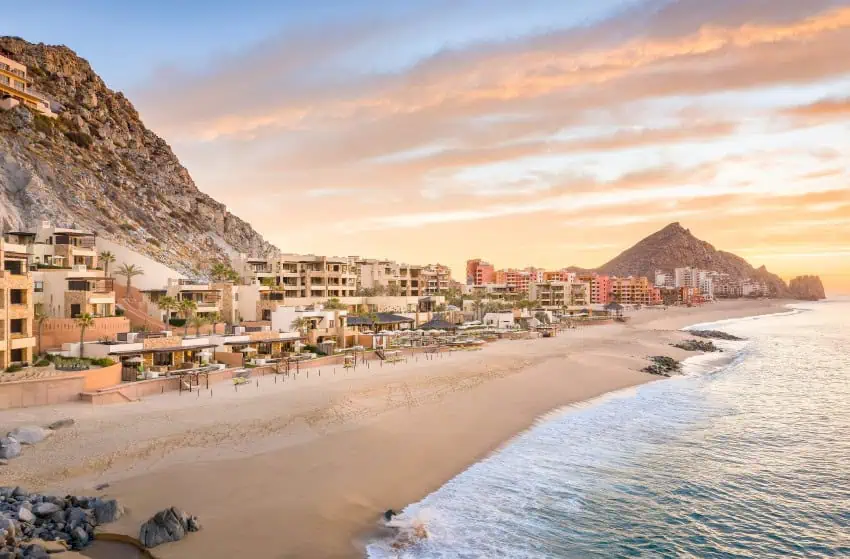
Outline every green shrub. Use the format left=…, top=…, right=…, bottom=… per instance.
left=148, top=238, right=161, bottom=248
left=4, top=364, right=23, bottom=373
left=33, top=359, right=51, bottom=367
left=115, top=307, right=125, bottom=317
left=90, top=357, right=115, bottom=367
left=33, top=113, right=54, bottom=135
left=119, top=223, right=135, bottom=232
left=169, top=318, right=186, bottom=327
left=65, top=131, right=93, bottom=149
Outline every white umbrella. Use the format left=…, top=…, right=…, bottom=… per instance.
left=240, top=347, right=258, bottom=353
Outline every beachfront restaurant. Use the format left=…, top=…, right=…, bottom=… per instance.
left=346, top=313, right=414, bottom=333
left=213, top=331, right=301, bottom=366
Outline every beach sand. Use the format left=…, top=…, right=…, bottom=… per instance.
left=0, top=300, right=790, bottom=558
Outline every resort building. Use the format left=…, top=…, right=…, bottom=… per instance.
left=483, top=311, right=515, bottom=329
left=466, top=259, right=495, bottom=286
left=421, top=263, right=452, bottom=295
left=463, top=283, right=512, bottom=300
left=494, top=268, right=542, bottom=294
left=654, top=270, right=674, bottom=288
left=231, top=254, right=275, bottom=284
left=33, top=267, right=115, bottom=318
left=0, top=54, right=56, bottom=118
left=274, top=254, right=357, bottom=299
left=355, top=258, right=423, bottom=296
left=528, top=281, right=590, bottom=308
left=0, top=237, right=36, bottom=368
left=270, top=306, right=351, bottom=348
left=610, top=276, right=661, bottom=306
left=577, top=273, right=612, bottom=305
left=163, top=279, right=226, bottom=320
left=29, top=221, right=98, bottom=270
left=542, top=270, right=577, bottom=283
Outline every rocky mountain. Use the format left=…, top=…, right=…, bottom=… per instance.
left=0, top=37, right=278, bottom=277
left=788, top=276, right=826, bottom=300
left=596, top=222, right=794, bottom=297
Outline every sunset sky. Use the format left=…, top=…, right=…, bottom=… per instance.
left=5, top=0, right=849, bottom=293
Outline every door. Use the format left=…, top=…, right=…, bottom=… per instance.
left=71, top=304, right=81, bottom=317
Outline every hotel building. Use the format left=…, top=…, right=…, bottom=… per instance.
left=355, top=258, right=423, bottom=296
left=0, top=54, right=56, bottom=117
left=466, top=259, right=495, bottom=286
left=610, top=276, right=661, bottom=306
left=0, top=237, right=36, bottom=368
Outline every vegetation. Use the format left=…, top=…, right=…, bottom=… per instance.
left=99, top=251, right=116, bottom=277
left=188, top=314, right=208, bottom=336
left=178, top=299, right=198, bottom=335
left=33, top=359, right=51, bottom=368
left=260, top=277, right=276, bottom=287
left=76, top=313, right=95, bottom=358
left=115, top=263, right=144, bottom=295
left=65, top=131, right=93, bottom=149
left=168, top=317, right=186, bottom=327
left=290, top=317, right=312, bottom=336
left=33, top=113, right=54, bottom=135
left=210, top=263, right=239, bottom=282
left=534, top=311, right=551, bottom=325
left=323, top=298, right=347, bottom=310
left=4, top=364, right=23, bottom=373
left=34, top=307, right=48, bottom=358
left=207, top=311, right=223, bottom=334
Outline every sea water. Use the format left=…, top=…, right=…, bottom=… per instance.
left=366, top=301, right=850, bottom=558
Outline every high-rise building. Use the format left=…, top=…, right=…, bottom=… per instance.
left=466, top=259, right=495, bottom=286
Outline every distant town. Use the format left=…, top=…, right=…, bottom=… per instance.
left=1, top=219, right=771, bottom=377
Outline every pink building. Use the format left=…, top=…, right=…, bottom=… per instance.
left=578, top=273, right=612, bottom=304
left=466, top=259, right=495, bottom=286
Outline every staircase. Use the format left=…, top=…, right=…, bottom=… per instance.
left=114, top=283, right=167, bottom=331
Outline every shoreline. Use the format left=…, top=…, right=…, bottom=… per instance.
left=0, top=300, right=792, bottom=558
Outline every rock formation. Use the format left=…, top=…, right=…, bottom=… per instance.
left=0, top=37, right=278, bottom=277
left=788, top=275, right=827, bottom=300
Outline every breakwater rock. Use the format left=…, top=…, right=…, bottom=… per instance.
left=688, top=330, right=744, bottom=341
left=672, top=339, right=721, bottom=352
left=643, top=356, right=682, bottom=377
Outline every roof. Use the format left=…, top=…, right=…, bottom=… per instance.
left=346, top=313, right=414, bottom=326
left=109, top=343, right=217, bottom=355
left=420, top=318, right=457, bottom=330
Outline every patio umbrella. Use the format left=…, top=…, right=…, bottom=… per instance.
left=125, top=356, right=143, bottom=364
left=240, top=347, right=258, bottom=353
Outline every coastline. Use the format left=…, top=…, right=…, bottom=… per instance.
left=0, top=300, right=791, bottom=558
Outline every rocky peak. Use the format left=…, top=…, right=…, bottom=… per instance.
left=0, top=36, right=279, bottom=277
left=788, top=276, right=826, bottom=300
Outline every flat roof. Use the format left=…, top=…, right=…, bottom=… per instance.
left=110, top=343, right=217, bottom=355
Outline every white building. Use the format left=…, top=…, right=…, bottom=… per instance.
left=483, top=311, right=515, bottom=329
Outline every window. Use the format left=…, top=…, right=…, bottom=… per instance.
left=10, top=290, right=25, bottom=305
left=328, top=320, right=335, bottom=328
left=153, top=352, right=173, bottom=367
left=34, top=281, right=44, bottom=293
left=10, top=319, right=24, bottom=335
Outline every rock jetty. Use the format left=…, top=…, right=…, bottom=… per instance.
left=688, top=330, right=744, bottom=341
left=672, top=339, right=721, bottom=352
left=0, top=488, right=123, bottom=555
left=643, top=356, right=682, bottom=377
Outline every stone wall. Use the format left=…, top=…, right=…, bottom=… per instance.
left=39, top=316, right=130, bottom=351
left=0, top=374, right=85, bottom=409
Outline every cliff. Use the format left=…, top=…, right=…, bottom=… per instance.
left=788, top=275, right=827, bottom=300
left=595, top=223, right=791, bottom=297
left=0, top=37, right=278, bottom=277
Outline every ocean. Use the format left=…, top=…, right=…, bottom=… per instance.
left=366, top=301, right=850, bottom=558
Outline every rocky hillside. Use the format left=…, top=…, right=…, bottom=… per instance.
left=788, top=276, right=826, bottom=300
left=596, top=223, right=793, bottom=297
left=0, top=37, right=278, bottom=277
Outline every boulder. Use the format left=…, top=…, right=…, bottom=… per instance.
left=7, top=426, right=51, bottom=446
left=18, top=506, right=35, bottom=523
left=0, top=438, right=21, bottom=460
left=93, top=499, right=123, bottom=524
left=32, top=503, right=61, bottom=517
left=71, top=526, right=89, bottom=547
left=139, top=507, right=199, bottom=548
left=65, top=507, right=91, bottom=530
left=46, top=419, right=75, bottom=431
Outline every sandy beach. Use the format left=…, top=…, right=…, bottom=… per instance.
left=0, top=300, right=790, bottom=558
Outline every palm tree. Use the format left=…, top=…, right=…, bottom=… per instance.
left=157, top=295, right=178, bottom=324
left=323, top=298, right=346, bottom=310
left=99, top=251, right=116, bottom=277
left=115, top=263, right=144, bottom=297
left=178, top=299, right=197, bottom=335
left=76, top=313, right=95, bottom=358
left=290, top=317, right=312, bottom=337
left=210, top=263, right=239, bottom=283
left=208, top=311, right=223, bottom=335
left=189, top=314, right=208, bottom=336
left=34, top=307, right=48, bottom=358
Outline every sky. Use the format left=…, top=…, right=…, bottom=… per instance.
left=4, top=0, right=850, bottom=293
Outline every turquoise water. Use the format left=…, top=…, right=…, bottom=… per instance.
left=366, top=301, right=850, bottom=558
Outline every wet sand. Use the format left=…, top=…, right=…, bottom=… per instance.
left=0, top=300, right=790, bottom=558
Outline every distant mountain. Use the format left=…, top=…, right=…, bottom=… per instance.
left=0, top=37, right=278, bottom=277
left=595, top=222, right=793, bottom=297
